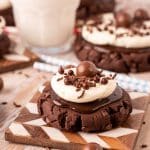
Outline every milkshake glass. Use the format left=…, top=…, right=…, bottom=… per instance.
left=10, top=0, right=80, bottom=54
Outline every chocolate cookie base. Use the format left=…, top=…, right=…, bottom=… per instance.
left=38, top=84, right=132, bottom=132
left=74, top=36, right=150, bottom=73
left=77, top=0, right=115, bottom=20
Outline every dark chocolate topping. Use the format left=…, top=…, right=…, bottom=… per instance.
left=52, top=86, right=123, bottom=114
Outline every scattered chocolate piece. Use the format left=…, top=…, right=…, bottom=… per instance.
left=142, top=121, right=146, bottom=124
left=78, top=90, right=85, bottom=99
left=115, top=10, right=131, bottom=27
left=83, top=143, right=103, bottom=150
left=58, top=66, right=64, bottom=74
left=0, top=101, right=7, bottom=105
left=13, top=102, right=21, bottom=108
left=24, top=73, right=30, bottom=78
left=0, top=77, right=4, bottom=90
left=134, top=9, right=149, bottom=21
left=141, top=144, right=148, bottom=148
left=76, top=61, right=97, bottom=77
left=16, top=71, right=23, bottom=75
left=16, top=71, right=30, bottom=78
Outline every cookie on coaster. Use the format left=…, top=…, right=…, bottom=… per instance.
left=38, top=61, right=132, bottom=132
left=74, top=9, right=150, bottom=73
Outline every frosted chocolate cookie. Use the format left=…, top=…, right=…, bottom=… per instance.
left=38, top=61, right=132, bottom=132
left=74, top=9, right=150, bottom=73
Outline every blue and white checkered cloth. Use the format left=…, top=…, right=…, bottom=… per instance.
left=33, top=55, right=150, bottom=93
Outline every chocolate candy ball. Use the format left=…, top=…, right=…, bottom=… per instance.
left=83, top=143, right=103, bottom=150
left=0, top=77, right=4, bottom=91
left=115, top=10, right=131, bottom=27
left=77, top=61, right=97, bottom=77
left=134, top=9, right=149, bottom=21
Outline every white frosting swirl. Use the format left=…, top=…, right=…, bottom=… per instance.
left=51, top=68, right=117, bottom=103
left=82, top=13, right=150, bottom=48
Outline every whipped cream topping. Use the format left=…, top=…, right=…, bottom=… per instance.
left=51, top=68, right=117, bottom=103
left=82, top=13, right=150, bottom=48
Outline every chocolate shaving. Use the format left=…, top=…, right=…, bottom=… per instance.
left=78, top=90, right=85, bottom=99
left=57, top=77, right=63, bottom=82
left=112, top=73, right=117, bottom=79
left=13, top=102, right=21, bottom=108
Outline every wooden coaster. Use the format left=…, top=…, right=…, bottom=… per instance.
left=5, top=83, right=149, bottom=150
left=0, top=49, right=39, bottom=73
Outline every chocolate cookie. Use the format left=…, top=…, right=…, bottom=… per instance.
left=38, top=84, right=132, bottom=132
left=0, top=33, right=10, bottom=58
left=74, top=36, right=150, bottom=73
left=0, top=7, right=15, bottom=26
left=77, top=0, right=115, bottom=20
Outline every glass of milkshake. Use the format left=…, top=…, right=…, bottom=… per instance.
left=10, top=0, right=80, bottom=54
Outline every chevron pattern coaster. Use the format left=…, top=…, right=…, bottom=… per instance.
left=5, top=83, right=149, bottom=150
